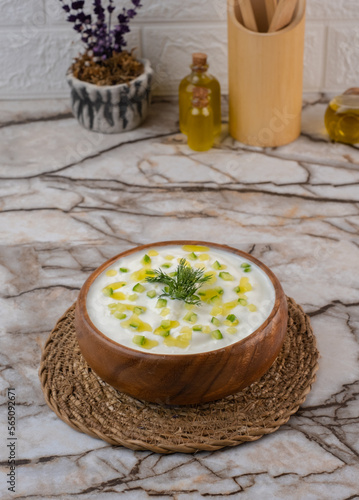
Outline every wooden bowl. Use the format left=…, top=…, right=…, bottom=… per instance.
left=75, top=241, right=288, bottom=405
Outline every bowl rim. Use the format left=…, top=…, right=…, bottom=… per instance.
left=77, top=240, right=285, bottom=359
left=66, top=58, right=153, bottom=91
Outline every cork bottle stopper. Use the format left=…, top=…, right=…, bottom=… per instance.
left=192, top=87, right=209, bottom=108
left=343, top=88, right=359, bottom=96
left=192, top=53, right=207, bottom=67
left=192, top=53, right=208, bottom=71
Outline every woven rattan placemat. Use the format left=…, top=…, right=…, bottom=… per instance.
left=39, top=297, right=319, bottom=454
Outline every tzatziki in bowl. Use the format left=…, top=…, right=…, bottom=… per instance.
left=75, top=241, right=288, bottom=405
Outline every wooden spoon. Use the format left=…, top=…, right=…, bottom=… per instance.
left=264, top=0, right=277, bottom=26
left=251, top=0, right=271, bottom=33
left=237, top=0, right=258, bottom=32
left=268, top=0, right=297, bottom=33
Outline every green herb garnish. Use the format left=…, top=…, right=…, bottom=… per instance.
left=146, top=258, right=212, bottom=305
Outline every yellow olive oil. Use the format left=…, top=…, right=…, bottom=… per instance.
left=179, top=52, right=221, bottom=136
left=187, top=87, right=214, bottom=152
left=325, top=94, right=359, bottom=145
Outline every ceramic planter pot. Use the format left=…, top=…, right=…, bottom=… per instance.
left=74, top=241, right=288, bottom=405
left=66, top=59, right=153, bottom=133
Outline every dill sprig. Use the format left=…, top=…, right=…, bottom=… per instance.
left=146, top=258, right=212, bottom=305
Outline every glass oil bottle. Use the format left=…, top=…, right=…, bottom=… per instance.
left=187, top=87, right=214, bottom=152
left=179, top=53, right=221, bottom=136
left=325, top=88, right=359, bottom=145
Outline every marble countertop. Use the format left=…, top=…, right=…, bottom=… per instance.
left=1, top=95, right=359, bottom=499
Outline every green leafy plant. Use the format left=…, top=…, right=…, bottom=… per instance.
left=146, top=258, right=212, bottom=305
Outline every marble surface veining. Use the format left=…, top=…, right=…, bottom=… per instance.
left=0, top=94, right=359, bottom=499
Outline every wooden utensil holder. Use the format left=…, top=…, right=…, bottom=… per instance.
left=227, top=0, right=306, bottom=147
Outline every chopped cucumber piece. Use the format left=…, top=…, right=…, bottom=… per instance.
left=219, top=272, right=234, bottom=281
left=238, top=298, right=248, bottom=306
left=241, top=263, right=251, bottom=269
left=188, top=252, right=198, bottom=260
left=248, top=304, right=257, bottom=312
left=211, top=305, right=222, bottom=316
left=133, top=307, right=145, bottom=315
left=133, top=283, right=145, bottom=293
left=129, top=322, right=139, bottom=329
left=133, top=335, right=146, bottom=346
left=211, top=329, right=223, bottom=340
left=145, top=269, right=156, bottom=276
left=161, top=320, right=171, bottom=329
left=114, top=312, right=127, bottom=320
left=192, top=325, right=202, bottom=332
left=146, top=290, right=156, bottom=299
left=244, top=267, right=251, bottom=273
left=119, top=267, right=128, bottom=273
left=234, top=286, right=241, bottom=293
left=239, top=277, right=252, bottom=292
left=212, top=260, right=226, bottom=270
left=160, top=330, right=170, bottom=337
left=102, top=287, right=113, bottom=297
left=211, top=317, right=221, bottom=327
left=128, top=293, right=138, bottom=301
left=210, top=295, right=220, bottom=304
left=226, top=314, right=237, bottom=323
left=156, top=298, right=167, bottom=308
left=142, top=254, right=151, bottom=264
left=227, top=327, right=237, bottom=335
left=161, top=263, right=172, bottom=269
left=183, top=312, right=198, bottom=324
left=148, top=249, right=159, bottom=256
left=215, top=287, right=224, bottom=295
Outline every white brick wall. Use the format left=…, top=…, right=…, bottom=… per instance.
left=1, top=0, right=358, bottom=99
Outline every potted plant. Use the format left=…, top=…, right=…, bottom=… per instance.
left=60, top=0, right=153, bottom=133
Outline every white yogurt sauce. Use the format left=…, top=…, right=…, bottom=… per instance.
left=86, top=245, right=276, bottom=354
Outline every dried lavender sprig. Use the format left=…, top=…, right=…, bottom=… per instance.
left=59, top=0, right=142, bottom=59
